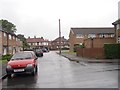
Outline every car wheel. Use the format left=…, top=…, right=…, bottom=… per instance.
left=35, top=66, right=38, bottom=73
left=7, top=74, right=11, bottom=78
left=32, top=67, right=36, bottom=76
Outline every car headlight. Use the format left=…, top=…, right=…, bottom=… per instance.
left=27, top=64, right=33, bottom=67
left=7, top=65, right=11, bottom=68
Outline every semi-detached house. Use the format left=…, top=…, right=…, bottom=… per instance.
left=69, top=27, right=115, bottom=52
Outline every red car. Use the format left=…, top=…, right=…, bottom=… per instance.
left=6, top=51, right=38, bottom=78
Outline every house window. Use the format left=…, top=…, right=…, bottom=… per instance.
left=76, top=34, right=84, bottom=38
left=4, top=33, right=6, bottom=37
left=35, top=43, right=37, bottom=45
left=39, top=42, right=42, bottom=45
left=13, top=36, right=15, bottom=39
left=46, top=42, right=48, bottom=45
left=9, top=46, right=12, bottom=51
left=99, top=34, right=107, bottom=38
left=104, top=34, right=108, bottom=38
left=110, top=34, right=115, bottom=37
left=16, top=38, right=17, bottom=41
left=9, top=35, right=12, bottom=39
left=88, top=34, right=96, bottom=38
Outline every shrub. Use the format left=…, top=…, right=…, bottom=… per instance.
left=2, top=54, right=12, bottom=60
left=104, top=44, right=120, bottom=59
left=74, top=44, right=84, bottom=52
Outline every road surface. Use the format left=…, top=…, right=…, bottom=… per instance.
left=2, top=51, right=118, bottom=88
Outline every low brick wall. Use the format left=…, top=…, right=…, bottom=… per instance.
left=76, top=48, right=104, bottom=59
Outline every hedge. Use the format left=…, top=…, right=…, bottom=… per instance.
left=104, top=44, right=120, bottom=59
left=2, top=54, right=13, bottom=60
left=74, top=44, right=84, bottom=52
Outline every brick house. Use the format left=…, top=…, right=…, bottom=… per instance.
left=50, top=36, right=69, bottom=50
left=0, top=26, right=22, bottom=55
left=69, top=27, right=115, bottom=52
left=26, top=36, right=50, bottom=49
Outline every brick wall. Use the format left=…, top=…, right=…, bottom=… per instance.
left=84, top=38, right=116, bottom=48
left=76, top=48, right=104, bottom=59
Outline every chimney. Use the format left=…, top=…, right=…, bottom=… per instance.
left=34, top=36, right=36, bottom=38
left=41, top=37, right=43, bottom=39
left=28, top=36, right=30, bottom=39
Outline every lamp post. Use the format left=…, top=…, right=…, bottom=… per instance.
left=59, top=19, right=61, bottom=54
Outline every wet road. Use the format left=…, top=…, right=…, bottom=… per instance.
left=2, top=51, right=118, bottom=88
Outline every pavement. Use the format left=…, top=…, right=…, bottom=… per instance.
left=0, top=62, right=7, bottom=80
left=58, top=52, right=119, bottom=63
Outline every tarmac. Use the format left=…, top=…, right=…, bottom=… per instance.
left=0, top=52, right=119, bottom=80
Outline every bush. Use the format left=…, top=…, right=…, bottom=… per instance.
left=2, top=54, right=13, bottom=60
left=104, top=44, right=120, bottom=59
left=74, top=44, right=84, bottom=52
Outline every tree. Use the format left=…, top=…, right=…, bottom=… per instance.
left=0, top=19, right=16, bottom=33
left=17, top=34, right=30, bottom=50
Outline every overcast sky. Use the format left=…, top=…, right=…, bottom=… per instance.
left=0, top=0, right=119, bottom=40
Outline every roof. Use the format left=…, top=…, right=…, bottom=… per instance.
left=71, top=27, right=115, bottom=35
left=26, top=38, right=49, bottom=43
left=52, top=36, right=68, bottom=42
left=112, top=19, right=120, bottom=25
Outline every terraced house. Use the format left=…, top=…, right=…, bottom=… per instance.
left=69, top=27, right=115, bottom=52
left=26, top=36, right=50, bottom=49
left=0, top=25, right=22, bottom=55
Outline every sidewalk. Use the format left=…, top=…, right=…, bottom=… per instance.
left=0, top=62, right=7, bottom=80
left=59, top=52, right=119, bottom=63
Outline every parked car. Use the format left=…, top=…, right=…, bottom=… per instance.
left=6, top=51, right=38, bottom=78
left=34, top=49, right=43, bottom=57
left=41, top=48, right=48, bottom=52
left=44, top=47, right=50, bottom=52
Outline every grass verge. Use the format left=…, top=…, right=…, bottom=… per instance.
left=0, top=60, right=7, bottom=64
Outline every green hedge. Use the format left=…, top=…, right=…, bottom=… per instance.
left=104, top=44, right=120, bottom=59
left=74, top=44, right=84, bottom=52
left=2, top=54, right=13, bottom=60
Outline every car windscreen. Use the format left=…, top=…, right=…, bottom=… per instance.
left=35, top=49, right=42, bottom=52
left=11, top=52, right=33, bottom=60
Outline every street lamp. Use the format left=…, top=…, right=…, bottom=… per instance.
left=59, top=19, right=61, bottom=54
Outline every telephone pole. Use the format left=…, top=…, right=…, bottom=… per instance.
left=59, top=19, right=61, bottom=54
